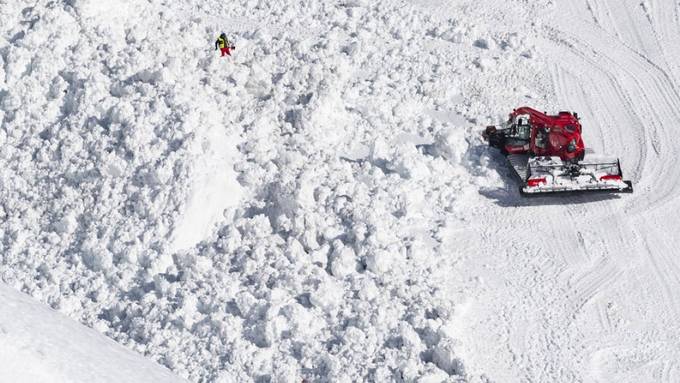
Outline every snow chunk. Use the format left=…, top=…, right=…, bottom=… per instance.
left=434, top=126, right=468, bottom=164
left=330, top=242, right=357, bottom=278
left=366, top=249, right=391, bottom=274
left=179, top=295, right=200, bottom=328
left=433, top=338, right=466, bottom=377
left=53, top=211, right=78, bottom=235
left=417, top=369, right=450, bottom=383
left=310, top=279, right=344, bottom=313
left=357, top=278, right=379, bottom=301
left=171, top=130, right=243, bottom=251
left=81, top=238, right=113, bottom=272
left=0, top=90, right=21, bottom=112
left=371, top=139, right=431, bottom=180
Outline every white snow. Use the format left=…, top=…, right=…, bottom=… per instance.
left=0, top=283, right=185, bottom=383
left=2, top=0, right=680, bottom=382
left=170, top=127, right=242, bottom=252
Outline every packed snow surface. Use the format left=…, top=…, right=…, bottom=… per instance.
left=0, top=283, right=185, bottom=383
left=1, top=0, right=680, bottom=382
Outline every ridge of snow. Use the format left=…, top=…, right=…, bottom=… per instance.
left=0, top=283, right=186, bottom=383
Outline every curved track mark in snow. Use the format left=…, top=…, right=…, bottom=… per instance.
left=456, top=2, right=680, bottom=383
left=535, top=1, right=680, bottom=382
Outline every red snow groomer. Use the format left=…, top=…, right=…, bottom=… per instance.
left=483, top=107, right=633, bottom=195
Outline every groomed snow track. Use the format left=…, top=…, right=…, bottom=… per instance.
left=458, top=1, right=680, bottom=382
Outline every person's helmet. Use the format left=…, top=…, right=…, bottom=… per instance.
left=220, top=32, right=226, bottom=38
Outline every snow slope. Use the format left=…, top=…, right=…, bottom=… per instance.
left=1, top=0, right=679, bottom=382
left=0, top=283, right=186, bottom=383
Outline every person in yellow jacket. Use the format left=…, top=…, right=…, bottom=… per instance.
left=215, top=33, right=233, bottom=57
